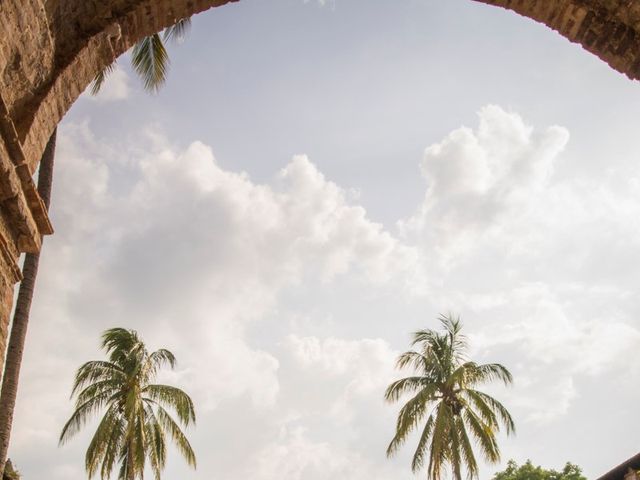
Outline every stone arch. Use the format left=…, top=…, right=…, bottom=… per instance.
left=0, top=0, right=638, bottom=367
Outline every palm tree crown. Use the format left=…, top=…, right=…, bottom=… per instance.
left=60, top=328, right=196, bottom=480
left=385, top=314, right=515, bottom=480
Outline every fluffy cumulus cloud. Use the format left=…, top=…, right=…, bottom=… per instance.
left=240, top=335, right=404, bottom=480
left=11, top=105, right=640, bottom=479
left=282, top=335, right=397, bottom=421
left=52, top=121, right=417, bottom=400
left=245, top=425, right=391, bottom=480
left=397, top=107, right=640, bottom=471
left=400, top=104, right=570, bottom=261
left=11, top=120, right=418, bottom=479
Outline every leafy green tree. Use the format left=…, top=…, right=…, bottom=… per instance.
left=59, top=328, right=196, bottom=480
left=385, top=314, right=515, bottom=479
left=0, top=16, right=191, bottom=476
left=492, top=459, right=587, bottom=480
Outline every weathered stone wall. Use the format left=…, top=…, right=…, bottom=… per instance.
left=0, top=0, right=639, bottom=377
left=0, top=0, right=237, bottom=376
left=479, top=1, right=640, bottom=81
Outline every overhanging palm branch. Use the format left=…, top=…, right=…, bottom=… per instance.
left=60, top=328, right=196, bottom=480
left=162, top=18, right=192, bottom=43
left=90, top=62, right=117, bottom=95
left=90, top=17, right=192, bottom=94
left=385, top=314, right=515, bottom=480
left=130, top=33, right=169, bottom=93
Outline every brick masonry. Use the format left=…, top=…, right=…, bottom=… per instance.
left=0, top=0, right=638, bottom=376
left=477, top=1, right=640, bottom=80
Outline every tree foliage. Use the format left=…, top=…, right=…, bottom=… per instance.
left=385, top=314, right=515, bottom=479
left=492, top=459, right=587, bottom=480
left=59, top=328, right=196, bottom=480
left=2, top=459, right=20, bottom=480
left=91, top=17, right=191, bottom=94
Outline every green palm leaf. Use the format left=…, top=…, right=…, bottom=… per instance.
left=386, top=314, right=515, bottom=480
left=131, top=34, right=169, bottom=93
left=163, top=17, right=192, bottom=43
left=90, top=61, right=117, bottom=95
left=59, top=328, right=196, bottom=479
left=153, top=404, right=196, bottom=467
left=144, top=384, right=195, bottom=425
left=91, top=16, right=191, bottom=95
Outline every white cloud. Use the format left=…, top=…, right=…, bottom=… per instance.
left=398, top=105, right=640, bottom=427
left=11, top=121, right=420, bottom=479
left=87, top=130, right=417, bottom=412
left=248, top=425, right=345, bottom=480
left=285, top=335, right=395, bottom=379
left=245, top=425, right=399, bottom=480
left=517, top=376, right=578, bottom=424
left=284, top=335, right=398, bottom=423
left=400, top=105, right=569, bottom=263
left=13, top=104, right=640, bottom=480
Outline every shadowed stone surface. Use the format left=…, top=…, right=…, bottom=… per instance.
left=0, top=0, right=638, bottom=375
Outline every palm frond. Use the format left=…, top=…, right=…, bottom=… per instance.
left=90, top=61, right=117, bottom=95
left=163, top=17, right=192, bottom=43
left=84, top=403, right=123, bottom=479
left=60, top=391, right=118, bottom=444
left=144, top=384, right=195, bottom=426
left=117, top=450, right=130, bottom=480
left=100, top=415, right=126, bottom=480
left=61, top=327, right=196, bottom=480
left=449, top=416, right=463, bottom=480
left=132, top=414, right=147, bottom=477
left=385, top=315, right=515, bottom=479
left=154, top=405, right=196, bottom=467
left=395, top=351, right=433, bottom=374
left=131, top=34, right=169, bottom=93
left=462, top=408, right=500, bottom=463
left=71, top=361, right=125, bottom=396
left=144, top=349, right=177, bottom=379
left=407, top=412, right=435, bottom=472
left=427, top=402, right=452, bottom=478
left=468, top=363, right=513, bottom=386
left=411, top=329, right=440, bottom=350
left=464, top=389, right=515, bottom=435
left=101, top=328, right=141, bottom=365
left=460, top=391, right=498, bottom=429
left=384, top=376, right=428, bottom=403
left=387, top=385, right=438, bottom=457
left=75, top=379, right=122, bottom=406
left=143, top=404, right=167, bottom=480
left=438, top=313, right=467, bottom=363
left=455, top=415, right=478, bottom=480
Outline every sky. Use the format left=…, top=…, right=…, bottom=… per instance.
left=8, top=0, right=640, bottom=479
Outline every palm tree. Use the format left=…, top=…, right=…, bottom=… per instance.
left=385, top=314, right=515, bottom=480
left=59, top=328, right=196, bottom=480
left=0, top=18, right=192, bottom=477
left=92, top=17, right=191, bottom=94
left=0, top=20, right=190, bottom=469
left=0, top=129, right=56, bottom=477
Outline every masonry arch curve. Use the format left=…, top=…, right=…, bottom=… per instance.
left=0, top=0, right=638, bottom=369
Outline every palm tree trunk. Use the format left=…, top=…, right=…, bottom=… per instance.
left=127, top=438, right=136, bottom=480
left=0, top=129, right=56, bottom=475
